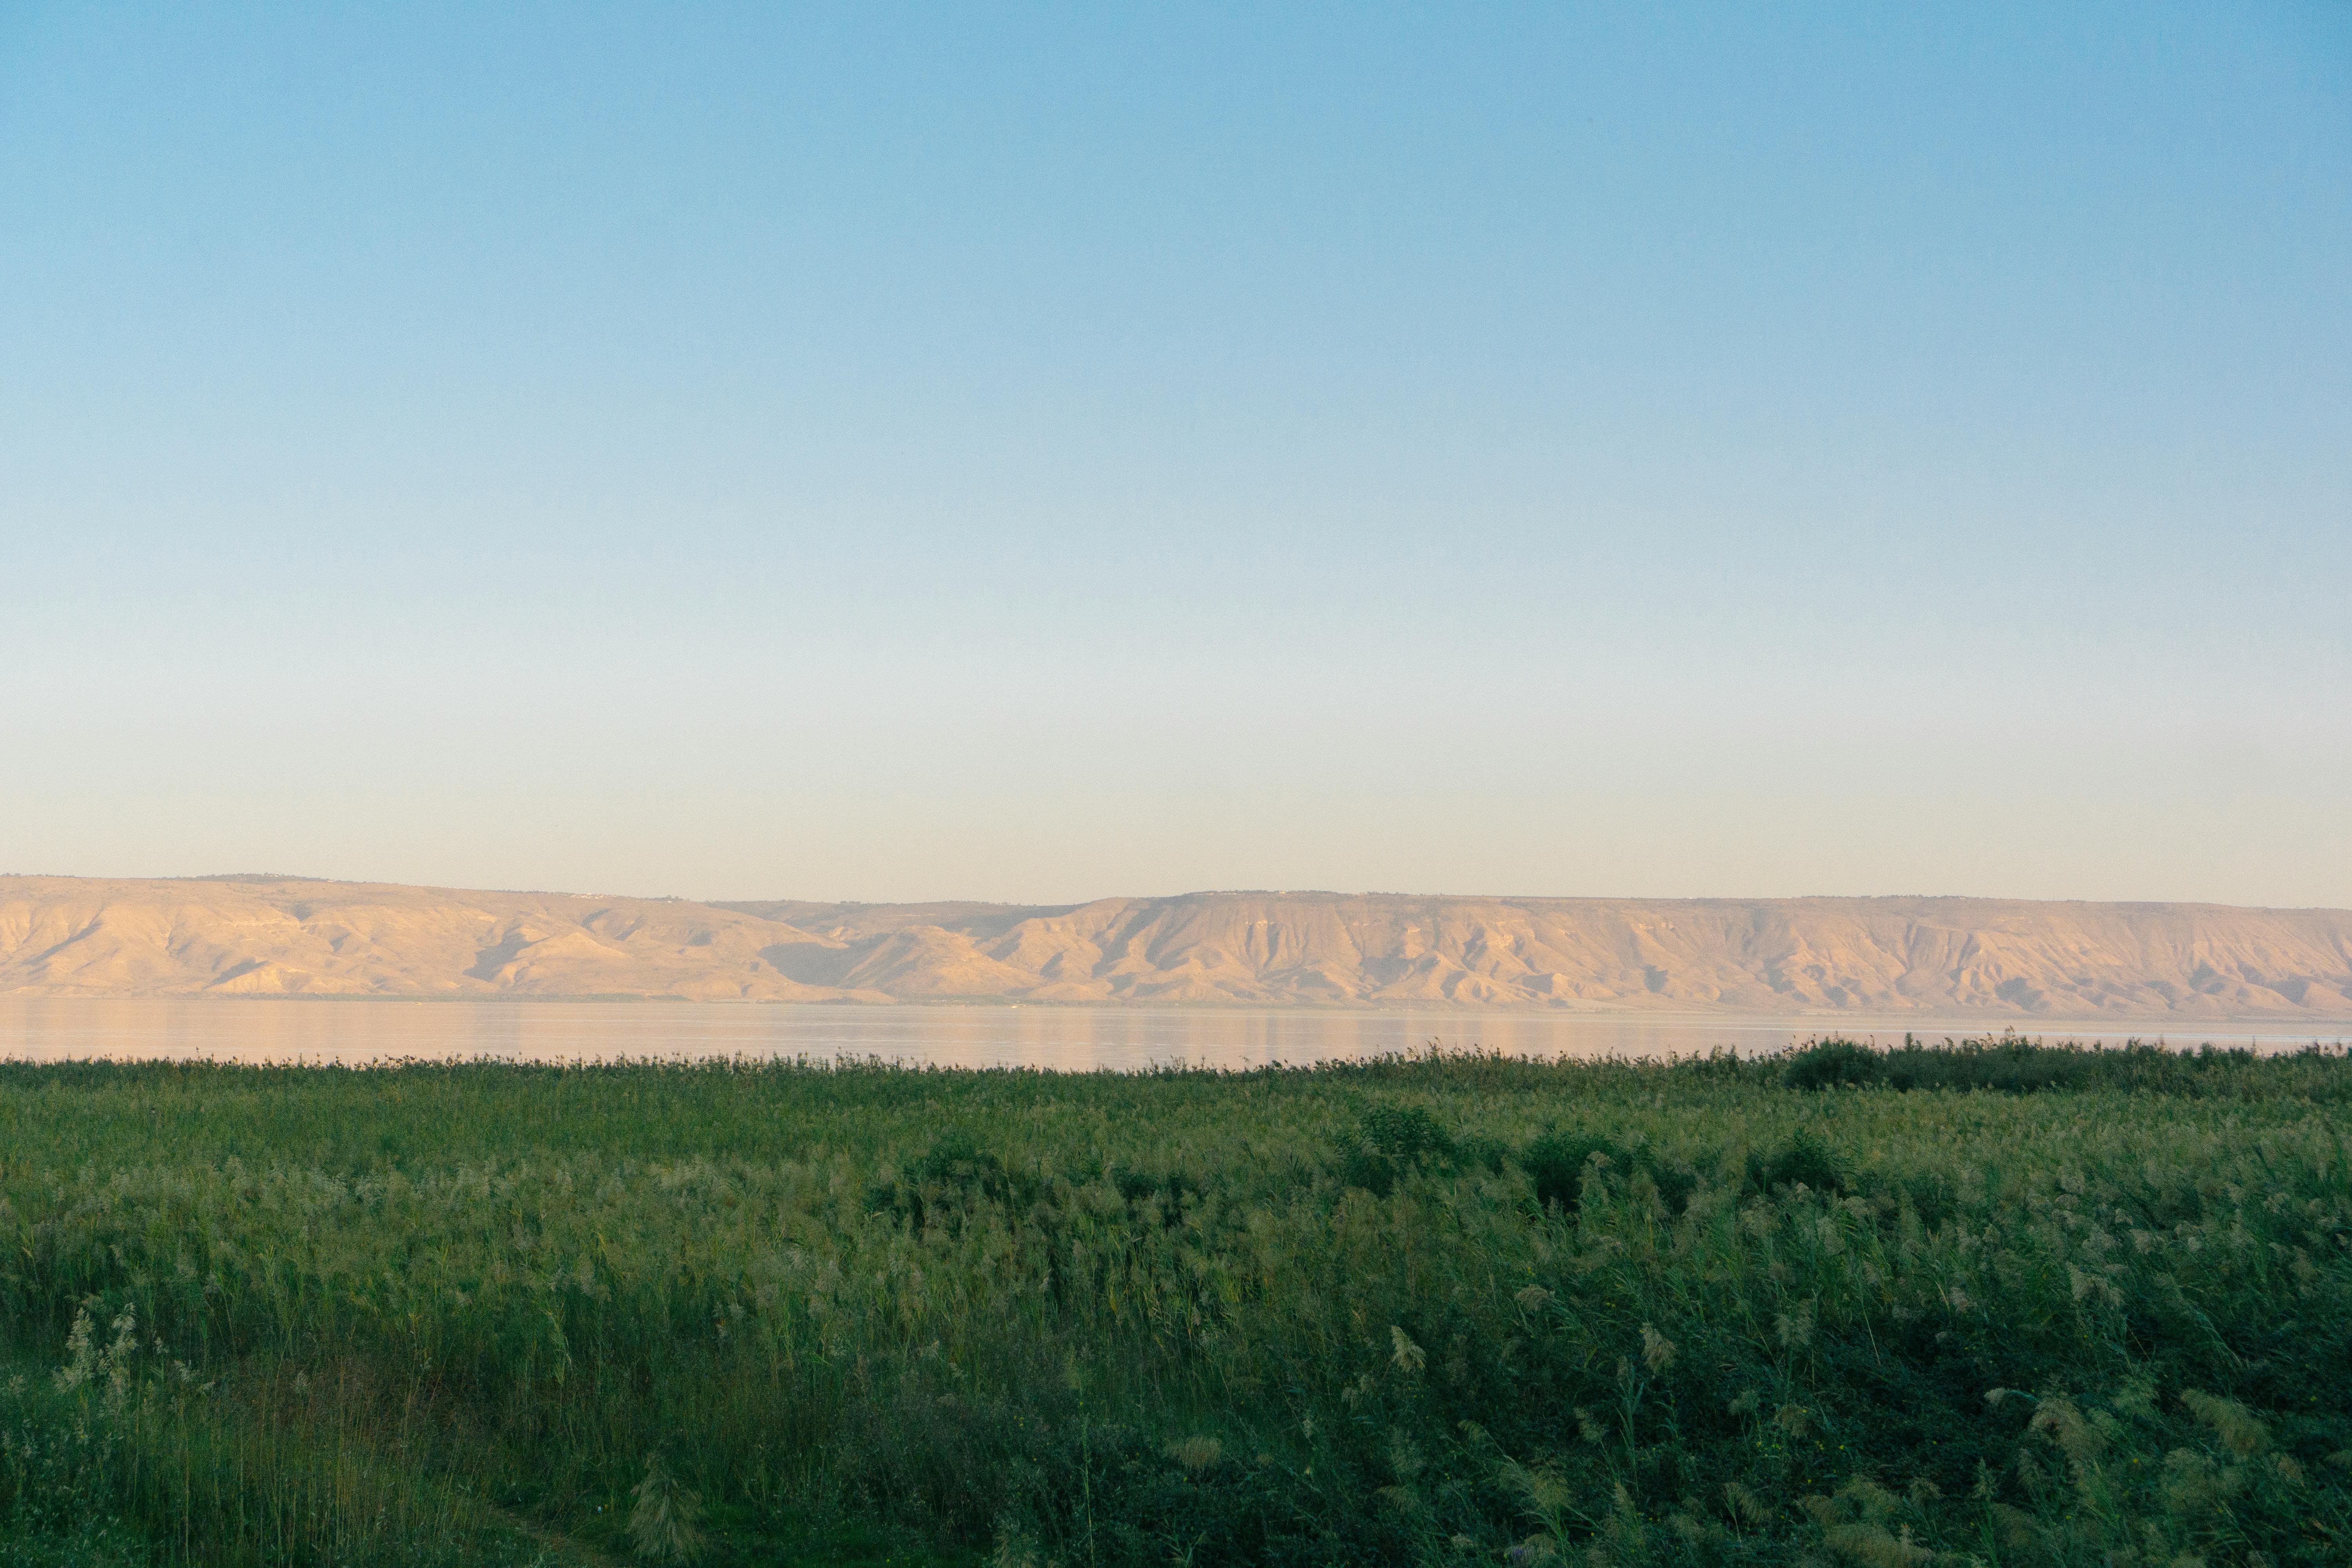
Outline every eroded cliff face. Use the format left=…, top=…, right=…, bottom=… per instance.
left=2, top=877, right=2347, bottom=1016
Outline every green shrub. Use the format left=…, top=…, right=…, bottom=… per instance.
left=1775, top=1032, right=2347, bottom=1096
left=1746, top=1129, right=1849, bottom=1195
left=1780, top=1037, right=1885, bottom=1089
left=1519, top=1131, right=1697, bottom=1216
left=1518, top=1130, right=1620, bottom=1211
left=1339, top=1101, right=1462, bottom=1196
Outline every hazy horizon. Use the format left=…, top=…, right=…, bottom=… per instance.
left=4, top=5, right=2347, bottom=906
left=9, top=871, right=2352, bottom=916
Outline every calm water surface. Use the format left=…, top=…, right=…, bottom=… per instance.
left=0, top=1000, right=2339, bottom=1070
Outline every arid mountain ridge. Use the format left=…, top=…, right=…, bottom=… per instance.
left=1, top=875, right=2348, bottom=1018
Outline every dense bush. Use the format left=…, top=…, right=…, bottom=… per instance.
left=1780, top=1038, right=1886, bottom=1091
left=1341, top=1101, right=1508, bottom=1196
left=0, top=1040, right=2343, bottom=1564
left=1744, top=1129, right=1848, bottom=1196
left=1519, top=1130, right=1698, bottom=1214
left=1777, top=1033, right=2347, bottom=1096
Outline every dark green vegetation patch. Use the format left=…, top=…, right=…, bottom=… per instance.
left=0, top=1039, right=2346, bottom=1565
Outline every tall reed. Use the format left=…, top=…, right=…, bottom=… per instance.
left=0, top=1041, right=2341, bottom=1564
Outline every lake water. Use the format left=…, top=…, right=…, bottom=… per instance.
left=0, top=999, right=2338, bottom=1071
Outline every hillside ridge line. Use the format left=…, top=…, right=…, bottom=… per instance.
left=3, top=876, right=2348, bottom=1017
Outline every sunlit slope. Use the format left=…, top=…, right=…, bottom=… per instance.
left=0, top=876, right=884, bottom=1002
left=2, top=877, right=2347, bottom=1014
left=736, top=893, right=2352, bottom=1016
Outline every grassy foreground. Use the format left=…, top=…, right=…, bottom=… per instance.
left=0, top=1039, right=2346, bottom=1566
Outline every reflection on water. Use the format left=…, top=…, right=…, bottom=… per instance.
left=0, top=1000, right=2339, bottom=1071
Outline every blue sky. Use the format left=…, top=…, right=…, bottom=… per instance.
left=3, top=3, right=2347, bottom=904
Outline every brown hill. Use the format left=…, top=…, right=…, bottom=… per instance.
left=0, top=875, right=885, bottom=1003
left=3, top=877, right=2348, bottom=1017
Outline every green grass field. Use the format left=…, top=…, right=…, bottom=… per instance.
left=0, top=1038, right=2345, bottom=1566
